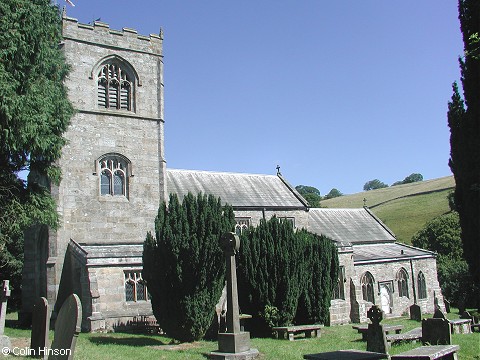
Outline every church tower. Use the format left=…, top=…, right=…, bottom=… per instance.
left=22, top=12, right=166, bottom=330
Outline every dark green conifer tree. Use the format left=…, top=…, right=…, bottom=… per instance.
left=0, top=0, right=74, bottom=297
left=237, top=217, right=338, bottom=335
left=143, top=193, right=235, bottom=342
left=447, top=0, right=480, bottom=291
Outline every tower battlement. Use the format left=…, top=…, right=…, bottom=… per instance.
left=62, top=15, right=163, bottom=56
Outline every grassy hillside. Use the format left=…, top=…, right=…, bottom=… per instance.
left=321, top=176, right=455, bottom=244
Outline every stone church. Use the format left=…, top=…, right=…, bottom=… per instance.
left=21, top=14, right=445, bottom=331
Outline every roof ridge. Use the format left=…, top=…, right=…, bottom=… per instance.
left=167, top=168, right=277, bottom=177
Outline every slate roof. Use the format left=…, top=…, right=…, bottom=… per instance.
left=68, top=240, right=143, bottom=266
left=307, top=208, right=396, bottom=245
left=166, top=169, right=308, bottom=209
left=353, top=243, right=436, bottom=264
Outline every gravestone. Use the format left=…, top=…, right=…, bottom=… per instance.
left=366, top=305, right=388, bottom=354
left=433, top=308, right=446, bottom=319
left=444, top=299, right=451, bottom=313
left=409, top=304, right=422, bottom=321
left=210, top=233, right=259, bottom=359
left=48, top=294, right=82, bottom=360
left=422, top=318, right=451, bottom=345
left=0, top=280, right=12, bottom=350
left=31, top=297, right=50, bottom=359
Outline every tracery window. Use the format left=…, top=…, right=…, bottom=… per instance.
left=97, top=62, right=133, bottom=110
left=396, top=268, right=409, bottom=298
left=361, top=271, right=375, bottom=303
left=235, top=218, right=250, bottom=235
left=333, top=266, right=345, bottom=300
left=98, top=154, right=130, bottom=197
left=124, top=271, right=149, bottom=302
left=417, top=271, right=427, bottom=299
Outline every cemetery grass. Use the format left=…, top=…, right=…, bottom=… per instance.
left=5, top=310, right=480, bottom=360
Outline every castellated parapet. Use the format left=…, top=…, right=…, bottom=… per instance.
left=62, top=16, right=163, bottom=56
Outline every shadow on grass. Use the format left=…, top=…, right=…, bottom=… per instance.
left=88, top=336, right=167, bottom=347
left=5, top=319, right=30, bottom=330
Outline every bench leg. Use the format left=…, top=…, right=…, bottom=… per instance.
left=288, top=332, right=294, bottom=341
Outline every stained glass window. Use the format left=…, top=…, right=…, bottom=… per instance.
left=397, top=268, right=409, bottom=298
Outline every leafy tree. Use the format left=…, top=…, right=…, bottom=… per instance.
left=447, top=0, right=480, bottom=292
left=143, top=193, right=235, bottom=342
left=412, top=212, right=478, bottom=308
left=295, top=185, right=321, bottom=207
left=363, top=179, right=388, bottom=191
left=403, top=173, right=423, bottom=184
left=392, top=174, right=423, bottom=186
left=0, top=0, right=74, bottom=297
left=324, top=188, right=343, bottom=200
left=237, top=217, right=338, bottom=336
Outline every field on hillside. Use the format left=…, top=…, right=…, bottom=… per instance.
left=321, top=176, right=455, bottom=244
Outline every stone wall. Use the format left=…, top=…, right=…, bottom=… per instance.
left=22, top=17, right=166, bottom=322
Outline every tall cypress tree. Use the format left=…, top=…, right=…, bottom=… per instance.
left=448, top=0, right=480, bottom=291
left=143, top=193, right=235, bottom=342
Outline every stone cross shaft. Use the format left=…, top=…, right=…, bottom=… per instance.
left=219, top=232, right=241, bottom=334
left=0, top=280, right=11, bottom=335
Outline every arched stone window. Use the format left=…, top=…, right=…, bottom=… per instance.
left=124, top=271, right=149, bottom=302
left=397, top=268, right=409, bottom=298
left=98, top=154, right=130, bottom=197
left=96, top=58, right=135, bottom=111
left=234, top=218, right=250, bottom=235
left=417, top=271, right=427, bottom=299
left=361, top=271, right=375, bottom=303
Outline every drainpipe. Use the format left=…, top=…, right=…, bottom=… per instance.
left=410, top=259, right=417, bottom=304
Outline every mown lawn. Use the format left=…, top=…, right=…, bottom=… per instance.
left=4, top=310, right=479, bottom=359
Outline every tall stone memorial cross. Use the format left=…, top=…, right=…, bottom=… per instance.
left=210, top=233, right=259, bottom=360
left=366, top=305, right=388, bottom=354
left=0, top=280, right=12, bottom=349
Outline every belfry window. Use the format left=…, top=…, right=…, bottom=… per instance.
left=361, top=271, right=375, bottom=303
left=124, top=271, right=149, bottom=302
left=97, top=62, right=133, bottom=110
left=98, top=154, right=130, bottom=197
left=397, top=268, right=409, bottom=298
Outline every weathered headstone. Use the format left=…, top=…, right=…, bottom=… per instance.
left=48, top=294, right=82, bottom=360
left=0, top=280, right=12, bottom=350
left=422, top=318, right=451, bottom=345
left=444, top=299, right=451, bottom=313
left=210, top=233, right=259, bottom=359
left=31, top=297, right=50, bottom=359
left=409, top=304, right=422, bottom=322
left=366, top=305, right=389, bottom=354
left=433, top=308, right=446, bottom=319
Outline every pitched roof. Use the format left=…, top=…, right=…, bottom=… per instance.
left=352, top=243, right=436, bottom=264
left=166, top=169, right=308, bottom=208
left=307, top=208, right=396, bottom=244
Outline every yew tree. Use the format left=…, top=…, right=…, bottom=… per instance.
left=448, top=0, right=480, bottom=291
left=0, top=0, right=74, bottom=295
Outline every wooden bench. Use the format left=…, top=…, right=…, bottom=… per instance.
left=352, top=324, right=404, bottom=341
left=386, top=327, right=422, bottom=345
left=390, top=344, right=459, bottom=360
left=273, top=324, right=323, bottom=341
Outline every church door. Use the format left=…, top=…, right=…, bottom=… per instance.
left=379, top=283, right=392, bottom=314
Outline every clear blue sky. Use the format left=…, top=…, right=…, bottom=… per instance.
left=64, top=1, right=463, bottom=195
